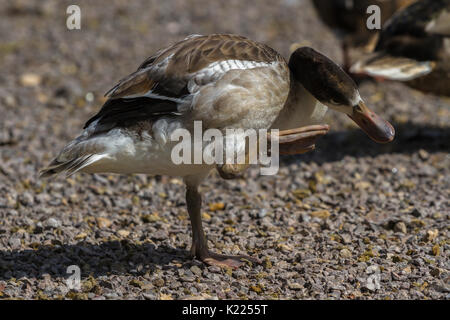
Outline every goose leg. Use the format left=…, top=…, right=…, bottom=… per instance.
left=217, top=124, right=330, bottom=178
left=277, top=124, right=329, bottom=155
left=190, top=125, right=329, bottom=267
left=186, top=183, right=260, bottom=269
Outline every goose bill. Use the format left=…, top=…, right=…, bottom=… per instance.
left=348, top=101, right=395, bottom=143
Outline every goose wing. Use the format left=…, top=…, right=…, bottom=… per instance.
left=84, top=34, right=284, bottom=130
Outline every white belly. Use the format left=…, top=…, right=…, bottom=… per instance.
left=65, top=117, right=213, bottom=177
left=81, top=132, right=214, bottom=177
left=82, top=140, right=214, bottom=177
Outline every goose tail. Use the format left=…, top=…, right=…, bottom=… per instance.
left=39, top=154, right=106, bottom=179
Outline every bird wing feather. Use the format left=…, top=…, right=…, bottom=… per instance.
left=84, top=34, right=284, bottom=129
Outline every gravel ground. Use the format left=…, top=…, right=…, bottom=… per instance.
left=0, top=0, right=449, bottom=300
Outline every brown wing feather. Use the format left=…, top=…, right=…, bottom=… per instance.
left=105, top=34, right=283, bottom=99
left=83, top=97, right=179, bottom=129
left=166, top=34, right=283, bottom=75
left=86, top=34, right=284, bottom=130
left=104, top=70, right=155, bottom=98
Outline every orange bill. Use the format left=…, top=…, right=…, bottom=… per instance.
left=348, top=101, right=395, bottom=143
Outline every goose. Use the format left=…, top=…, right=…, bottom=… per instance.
left=40, top=34, right=394, bottom=269
left=351, top=0, right=450, bottom=97
left=311, top=0, right=416, bottom=70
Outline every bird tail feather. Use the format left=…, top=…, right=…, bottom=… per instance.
left=39, top=154, right=105, bottom=179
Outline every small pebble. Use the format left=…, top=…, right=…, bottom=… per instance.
left=45, top=218, right=61, bottom=229
left=394, top=222, right=407, bottom=233
left=340, top=248, right=352, bottom=259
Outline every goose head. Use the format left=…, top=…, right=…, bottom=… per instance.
left=288, top=47, right=395, bottom=143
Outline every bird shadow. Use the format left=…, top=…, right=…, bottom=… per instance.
left=0, top=123, right=448, bottom=282
left=0, top=240, right=191, bottom=281
left=282, top=122, right=450, bottom=165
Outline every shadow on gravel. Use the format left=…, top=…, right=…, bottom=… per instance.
left=282, top=122, right=450, bottom=165
left=0, top=241, right=190, bottom=280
